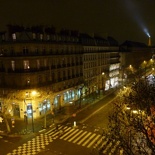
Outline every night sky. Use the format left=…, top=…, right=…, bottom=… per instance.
left=0, top=0, right=155, bottom=45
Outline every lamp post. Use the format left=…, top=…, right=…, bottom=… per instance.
left=143, top=60, right=147, bottom=77
left=102, top=72, right=105, bottom=94
left=43, top=99, right=47, bottom=129
left=31, top=104, right=34, bottom=132
left=31, top=91, right=37, bottom=132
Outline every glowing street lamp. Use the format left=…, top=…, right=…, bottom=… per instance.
left=102, top=72, right=105, bottom=94
left=30, top=90, right=37, bottom=132
left=31, top=91, right=37, bottom=96
left=43, top=99, right=48, bottom=129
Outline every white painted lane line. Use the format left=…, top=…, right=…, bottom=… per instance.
left=87, top=134, right=101, bottom=148
left=82, top=133, right=96, bottom=146
left=80, top=97, right=116, bottom=123
left=68, top=130, right=83, bottom=142
left=63, top=129, right=79, bottom=141
left=72, top=131, right=87, bottom=143
left=77, top=132, right=92, bottom=145
left=60, top=128, right=74, bottom=139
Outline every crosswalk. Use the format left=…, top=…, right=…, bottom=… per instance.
left=7, top=124, right=120, bottom=155
left=6, top=134, right=53, bottom=155
left=45, top=125, right=121, bottom=154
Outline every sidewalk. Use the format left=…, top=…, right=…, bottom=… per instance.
left=0, top=110, right=70, bottom=137
left=0, top=88, right=117, bottom=137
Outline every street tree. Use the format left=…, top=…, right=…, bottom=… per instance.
left=102, top=79, right=155, bottom=155
left=0, top=94, right=13, bottom=133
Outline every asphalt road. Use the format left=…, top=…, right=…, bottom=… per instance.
left=36, top=91, right=117, bottom=155
left=64, top=92, right=116, bottom=131
left=0, top=90, right=117, bottom=155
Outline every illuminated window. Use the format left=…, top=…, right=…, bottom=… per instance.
left=37, top=59, right=40, bottom=69
left=40, top=34, right=43, bottom=40
left=12, top=33, right=16, bottom=40
left=11, top=60, right=15, bottom=71
left=47, top=35, right=50, bottom=40
left=23, top=60, right=30, bottom=69
left=27, top=78, right=30, bottom=85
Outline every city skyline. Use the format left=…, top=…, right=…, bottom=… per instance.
left=0, top=0, right=155, bottom=45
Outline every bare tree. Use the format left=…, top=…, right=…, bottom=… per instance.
left=0, top=95, right=13, bottom=133
left=102, top=79, right=155, bottom=155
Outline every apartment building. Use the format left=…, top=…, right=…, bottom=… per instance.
left=0, top=25, right=120, bottom=119
left=82, top=35, right=120, bottom=95
left=119, top=40, right=153, bottom=80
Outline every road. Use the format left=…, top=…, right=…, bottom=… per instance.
left=1, top=90, right=119, bottom=155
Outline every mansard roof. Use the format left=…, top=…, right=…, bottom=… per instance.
left=0, top=25, right=119, bottom=47
left=121, top=40, right=147, bottom=47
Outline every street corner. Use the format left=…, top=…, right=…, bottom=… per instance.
left=0, top=131, right=22, bottom=138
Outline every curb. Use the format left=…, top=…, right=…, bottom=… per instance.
left=0, top=132, right=22, bottom=138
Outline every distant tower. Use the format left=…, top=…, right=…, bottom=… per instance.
left=148, top=37, right=151, bottom=46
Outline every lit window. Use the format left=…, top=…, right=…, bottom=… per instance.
left=23, top=60, right=30, bottom=69
left=37, top=60, right=40, bottom=69
left=40, top=34, right=43, bottom=40
left=27, top=78, right=30, bottom=85
left=12, top=33, right=16, bottom=40
left=11, top=60, right=15, bottom=71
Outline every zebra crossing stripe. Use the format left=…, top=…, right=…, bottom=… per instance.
left=49, top=126, right=68, bottom=137
left=103, top=141, right=113, bottom=154
left=63, top=126, right=72, bottom=132
left=45, top=125, right=120, bottom=154
left=50, top=131, right=59, bottom=137
left=96, top=136, right=105, bottom=146
left=77, top=132, right=92, bottom=145
left=110, top=141, right=120, bottom=154
left=68, top=130, right=83, bottom=142
left=63, top=129, right=79, bottom=141
left=82, top=133, right=96, bottom=147
left=60, top=128, right=75, bottom=139
left=45, top=127, right=56, bottom=135
left=87, top=134, right=101, bottom=148
left=99, top=138, right=108, bottom=150
left=72, top=131, right=88, bottom=143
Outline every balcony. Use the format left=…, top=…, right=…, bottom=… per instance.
left=6, top=67, right=49, bottom=73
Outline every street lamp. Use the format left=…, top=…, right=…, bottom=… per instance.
left=31, top=90, right=37, bottom=132
left=43, top=99, right=47, bottom=129
left=143, top=60, right=147, bottom=77
left=102, top=72, right=105, bottom=94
